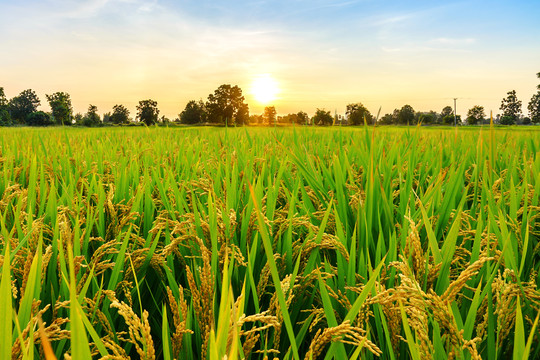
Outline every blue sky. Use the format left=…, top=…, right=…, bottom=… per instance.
left=1, top=0, right=539, bottom=118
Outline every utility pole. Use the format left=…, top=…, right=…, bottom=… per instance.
left=453, top=98, right=457, bottom=126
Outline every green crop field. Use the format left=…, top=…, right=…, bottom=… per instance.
left=0, top=125, right=539, bottom=359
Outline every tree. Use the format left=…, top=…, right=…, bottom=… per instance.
left=136, top=99, right=159, bottom=125
left=528, top=92, right=540, bottom=124
left=398, top=105, right=415, bottom=125
left=83, top=104, right=101, bottom=127
left=47, top=92, right=73, bottom=125
left=110, top=104, right=130, bottom=124
left=263, top=106, right=277, bottom=125
left=416, top=111, right=437, bottom=125
left=499, top=90, right=522, bottom=125
left=312, top=109, right=333, bottom=125
left=249, top=114, right=263, bottom=124
left=0, top=88, right=11, bottom=126
left=379, top=113, right=394, bottom=125
left=0, top=87, right=7, bottom=108
left=26, top=111, right=54, bottom=126
left=236, top=103, right=249, bottom=126
left=500, top=116, right=515, bottom=125
left=180, top=100, right=206, bottom=124
left=346, top=103, right=373, bottom=125
left=441, top=106, right=453, bottom=119
left=281, top=112, right=307, bottom=124
left=102, top=112, right=112, bottom=123
left=280, top=113, right=296, bottom=124
left=9, top=89, right=41, bottom=124
left=73, top=113, right=84, bottom=125
left=206, top=84, right=247, bottom=125
left=297, top=111, right=309, bottom=125
left=537, top=71, right=540, bottom=90
left=466, top=105, right=485, bottom=125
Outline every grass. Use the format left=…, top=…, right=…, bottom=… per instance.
left=0, top=125, right=539, bottom=359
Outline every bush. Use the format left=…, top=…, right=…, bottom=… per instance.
left=0, top=109, right=12, bottom=126
left=26, top=111, right=54, bottom=126
left=500, top=116, right=515, bottom=125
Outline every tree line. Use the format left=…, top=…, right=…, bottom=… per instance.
left=1, top=73, right=539, bottom=127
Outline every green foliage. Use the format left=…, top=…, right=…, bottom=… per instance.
left=0, top=109, right=12, bottom=126
left=379, top=113, right=394, bottom=125
left=441, top=105, right=453, bottom=119
left=206, top=84, right=247, bottom=125
left=26, top=111, right=54, bottom=126
left=110, top=104, right=130, bottom=124
left=83, top=104, right=101, bottom=127
left=0, top=126, right=539, bottom=359
left=467, top=105, right=486, bottom=125
left=312, top=108, right=333, bottom=125
left=500, top=115, right=516, bottom=125
left=398, top=104, right=415, bottom=124
left=46, top=91, right=73, bottom=125
left=0, top=87, right=8, bottom=111
left=500, top=90, right=522, bottom=123
left=346, top=103, right=373, bottom=125
left=279, top=111, right=307, bottom=125
left=235, top=103, right=249, bottom=126
left=8, top=89, right=40, bottom=124
left=136, top=99, right=159, bottom=125
left=179, top=100, right=206, bottom=124
left=263, top=106, right=277, bottom=125
left=528, top=92, right=540, bottom=124
left=296, top=111, right=309, bottom=125
left=416, top=111, right=437, bottom=125
left=73, top=113, right=84, bottom=125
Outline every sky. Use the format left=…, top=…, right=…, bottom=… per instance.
left=1, top=0, right=540, bottom=119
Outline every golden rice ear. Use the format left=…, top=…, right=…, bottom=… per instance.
left=38, top=315, right=58, bottom=360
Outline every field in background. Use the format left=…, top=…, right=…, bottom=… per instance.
left=0, top=126, right=539, bottom=359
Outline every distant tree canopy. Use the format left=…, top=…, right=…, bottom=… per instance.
left=397, top=105, right=415, bottom=125
left=279, top=111, right=308, bottom=124
left=0, top=87, right=11, bottom=126
left=249, top=114, right=263, bottom=124
left=47, top=92, right=73, bottom=125
left=466, top=105, right=485, bottom=125
left=346, top=103, right=373, bottom=125
left=263, top=106, right=277, bottom=125
left=110, top=104, right=130, bottom=124
left=312, top=109, right=333, bottom=125
left=137, top=99, right=159, bottom=125
left=9, top=89, right=41, bottom=124
left=236, top=103, right=249, bottom=126
left=2, top=72, right=540, bottom=128
left=206, top=84, right=247, bottom=125
left=416, top=111, right=437, bottom=125
left=500, top=90, right=522, bottom=125
left=83, top=104, right=101, bottom=127
left=441, top=106, right=453, bottom=119
left=180, top=100, right=206, bottom=124
left=297, top=111, right=309, bottom=125
left=27, top=111, right=54, bottom=126
left=528, top=92, right=540, bottom=124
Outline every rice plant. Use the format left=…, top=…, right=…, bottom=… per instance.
left=0, top=125, right=539, bottom=359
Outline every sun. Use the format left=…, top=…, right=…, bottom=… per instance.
left=250, top=74, right=280, bottom=104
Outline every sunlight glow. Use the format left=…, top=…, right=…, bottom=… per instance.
left=250, top=74, right=280, bottom=104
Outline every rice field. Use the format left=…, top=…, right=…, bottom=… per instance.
left=0, top=125, right=539, bottom=359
